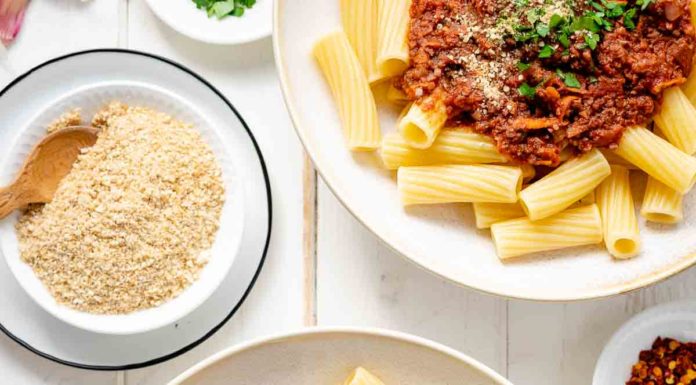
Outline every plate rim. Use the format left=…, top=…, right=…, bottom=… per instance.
left=167, top=326, right=514, bottom=385
left=271, top=0, right=696, bottom=302
left=0, top=48, right=272, bottom=371
left=144, top=0, right=272, bottom=45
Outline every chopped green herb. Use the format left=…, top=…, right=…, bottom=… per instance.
left=518, top=83, right=537, bottom=98
left=636, top=0, right=654, bottom=11
left=624, top=8, right=638, bottom=30
left=538, top=45, right=555, bottom=58
left=192, top=0, right=256, bottom=20
left=556, top=69, right=582, bottom=88
left=517, top=61, right=531, bottom=71
left=584, top=31, right=600, bottom=49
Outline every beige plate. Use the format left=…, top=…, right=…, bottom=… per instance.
left=168, top=327, right=513, bottom=385
left=273, top=0, right=696, bottom=301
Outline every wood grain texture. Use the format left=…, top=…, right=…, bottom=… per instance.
left=124, top=2, right=305, bottom=384
left=316, top=180, right=508, bottom=375
left=3, top=2, right=696, bottom=385
left=0, top=1, right=120, bottom=384
left=303, top=155, right=317, bottom=327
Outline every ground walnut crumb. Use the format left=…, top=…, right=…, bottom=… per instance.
left=16, top=102, right=225, bottom=314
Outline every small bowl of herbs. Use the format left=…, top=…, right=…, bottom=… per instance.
left=145, top=0, right=271, bottom=45
left=192, top=0, right=257, bottom=19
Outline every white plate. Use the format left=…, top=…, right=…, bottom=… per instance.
left=0, top=81, right=245, bottom=335
left=593, top=300, right=696, bottom=385
left=145, top=0, right=272, bottom=45
left=0, top=49, right=270, bottom=368
left=168, top=327, right=514, bottom=385
left=273, top=0, right=696, bottom=301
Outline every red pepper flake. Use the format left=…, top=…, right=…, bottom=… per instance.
left=627, top=337, right=696, bottom=385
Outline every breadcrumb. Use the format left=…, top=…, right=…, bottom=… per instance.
left=16, top=103, right=225, bottom=314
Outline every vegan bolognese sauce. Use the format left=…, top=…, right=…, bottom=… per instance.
left=396, top=0, right=696, bottom=166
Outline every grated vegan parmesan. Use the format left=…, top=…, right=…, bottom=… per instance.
left=16, top=103, right=225, bottom=314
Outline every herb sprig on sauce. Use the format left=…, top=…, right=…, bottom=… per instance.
left=515, top=0, right=654, bottom=98
left=192, top=0, right=256, bottom=19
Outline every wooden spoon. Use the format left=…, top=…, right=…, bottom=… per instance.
left=0, top=126, right=98, bottom=219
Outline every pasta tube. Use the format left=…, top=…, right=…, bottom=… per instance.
left=344, top=367, right=386, bottom=385
left=377, top=0, right=411, bottom=77
left=579, top=191, right=596, bottom=205
left=599, top=149, right=638, bottom=170
left=314, top=32, right=381, bottom=151
left=641, top=177, right=684, bottom=224
left=519, top=163, right=536, bottom=182
left=386, top=83, right=409, bottom=104
left=519, top=149, right=611, bottom=220
left=654, top=87, right=696, bottom=154
left=613, top=126, right=696, bottom=194
left=340, top=0, right=381, bottom=83
left=491, top=204, right=603, bottom=260
left=381, top=130, right=506, bottom=169
left=473, top=202, right=526, bottom=229
left=398, top=99, right=448, bottom=149
left=398, top=165, right=522, bottom=205
left=595, top=166, right=641, bottom=259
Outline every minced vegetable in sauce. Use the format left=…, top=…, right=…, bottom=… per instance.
left=397, top=0, right=696, bottom=166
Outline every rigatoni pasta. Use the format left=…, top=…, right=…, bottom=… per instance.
left=641, top=177, right=684, bottom=224
left=376, top=0, right=411, bottom=77
left=314, top=32, right=381, bottom=151
left=613, top=126, right=696, bottom=194
left=398, top=164, right=522, bottom=205
left=599, top=149, right=638, bottom=170
left=398, top=99, right=448, bottom=149
left=519, top=149, right=611, bottom=220
left=386, top=83, right=409, bottom=104
left=491, top=205, right=603, bottom=260
left=380, top=129, right=506, bottom=169
left=340, top=0, right=381, bottom=83
left=473, top=202, right=525, bottom=229
left=653, top=87, right=696, bottom=155
left=595, top=166, right=641, bottom=259
left=313, top=0, right=696, bottom=264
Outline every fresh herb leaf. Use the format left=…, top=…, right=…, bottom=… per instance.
left=191, top=0, right=255, bottom=19
left=584, top=31, right=600, bottom=49
left=556, top=69, right=582, bottom=88
left=518, top=83, right=537, bottom=98
left=636, top=0, right=654, bottom=11
left=624, top=8, right=637, bottom=30
left=536, top=23, right=550, bottom=37
left=538, top=45, right=555, bottom=58
left=517, top=61, right=531, bottom=71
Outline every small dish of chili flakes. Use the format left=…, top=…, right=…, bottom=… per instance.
left=593, top=300, right=696, bottom=385
left=627, top=337, right=696, bottom=385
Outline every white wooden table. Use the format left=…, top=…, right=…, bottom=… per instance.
left=1, top=2, right=695, bottom=384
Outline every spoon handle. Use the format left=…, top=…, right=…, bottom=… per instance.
left=0, top=187, right=19, bottom=219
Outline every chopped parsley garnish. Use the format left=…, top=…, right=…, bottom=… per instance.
left=556, top=69, right=582, bottom=88
left=513, top=0, right=652, bottom=52
left=518, top=83, right=538, bottom=98
left=192, top=0, right=256, bottom=19
left=624, top=8, right=638, bottom=30
left=538, top=45, right=555, bottom=58
left=517, top=61, right=531, bottom=71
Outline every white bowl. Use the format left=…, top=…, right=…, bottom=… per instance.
left=0, top=81, right=245, bottom=335
left=168, top=327, right=513, bottom=385
left=145, top=0, right=272, bottom=45
left=593, top=300, right=696, bottom=385
left=273, top=0, right=696, bottom=301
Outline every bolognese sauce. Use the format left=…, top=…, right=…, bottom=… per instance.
left=397, top=0, right=696, bottom=166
